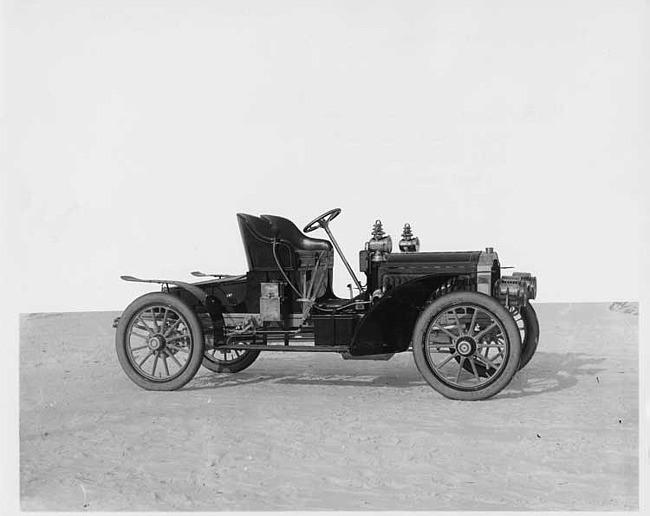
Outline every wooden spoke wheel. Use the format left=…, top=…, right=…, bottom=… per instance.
left=510, top=303, right=540, bottom=370
left=202, top=347, right=261, bottom=373
left=115, top=293, right=204, bottom=391
left=412, top=291, right=521, bottom=400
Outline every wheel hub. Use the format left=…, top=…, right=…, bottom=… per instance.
left=148, top=335, right=166, bottom=351
left=455, top=336, right=476, bottom=357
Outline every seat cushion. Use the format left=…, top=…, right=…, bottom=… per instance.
left=261, top=215, right=332, bottom=252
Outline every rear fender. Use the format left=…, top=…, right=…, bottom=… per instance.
left=349, top=274, right=468, bottom=356
left=120, top=275, right=227, bottom=324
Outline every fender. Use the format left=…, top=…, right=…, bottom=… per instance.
left=120, top=275, right=230, bottom=321
left=349, top=274, right=469, bottom=356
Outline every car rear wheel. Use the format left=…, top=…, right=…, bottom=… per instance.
left=202, top=348, right=261, bottom=373
left=412, top=291, right=521, bottom=400
left=115, top=293, right=204, bottom=391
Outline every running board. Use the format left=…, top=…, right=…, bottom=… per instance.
left=216, top=344, right=349, bottom=353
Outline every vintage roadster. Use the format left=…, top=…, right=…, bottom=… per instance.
left=115, top=208, right=538, bottom=400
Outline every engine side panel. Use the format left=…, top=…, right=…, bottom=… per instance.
left=378, top=251, right=481, bottom=291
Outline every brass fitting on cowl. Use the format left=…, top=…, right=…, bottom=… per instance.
left=398, top=223, right=420, bottom=252
left=371, top=219, right=386, bottom=239
left=366, top=219, right=392, bottom=262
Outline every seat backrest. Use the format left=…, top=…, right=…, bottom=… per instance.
left=260, top=215, right=332, bottom=252
left=236, top=213, right=294, bottom=271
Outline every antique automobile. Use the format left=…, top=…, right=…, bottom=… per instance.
left=114, top=208, right=538, bottom=400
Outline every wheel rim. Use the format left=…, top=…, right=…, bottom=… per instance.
left=424, top=303, right=510, bottom=390
left=126, top=305, right=193, bottom=382
left=204, top=347, right=248, bottom=364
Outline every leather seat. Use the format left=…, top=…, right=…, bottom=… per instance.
left=237, top=213, right=294, bottom=271
left=261, top=215, right=332, bottom=252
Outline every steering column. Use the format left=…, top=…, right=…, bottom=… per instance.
left=303, top=208, right=364, bottom=294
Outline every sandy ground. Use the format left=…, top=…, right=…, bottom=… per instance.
left=19, top=302, right=638, bottom=511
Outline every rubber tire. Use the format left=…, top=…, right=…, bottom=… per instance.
left=412, top=291, right=521, bottom=401
left=518, top=303, right=539, bottom=370
left=202, top=349, right=261, bottom=373
left=115, top=292, right=205, bottom=391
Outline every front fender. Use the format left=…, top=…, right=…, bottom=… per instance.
left=349, top=274, right=465, bottom=356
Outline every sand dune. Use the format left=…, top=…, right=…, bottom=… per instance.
left=19, top=303, right=638, bottom=510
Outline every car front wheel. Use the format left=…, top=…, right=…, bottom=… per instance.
left=412, top=291, right=521, bottom=400
left=511, top=302, right=539, bottom=370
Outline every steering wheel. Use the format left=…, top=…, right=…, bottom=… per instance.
left=303, top=208, right=342, bottom=233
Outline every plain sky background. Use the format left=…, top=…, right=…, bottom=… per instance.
left=4, top=0, right=648, bottom=312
